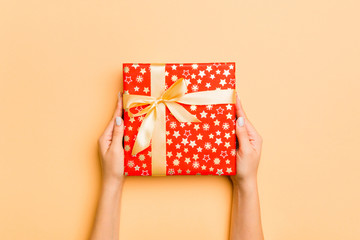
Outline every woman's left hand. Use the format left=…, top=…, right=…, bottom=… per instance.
left=98, top=92, right=125, bottom=183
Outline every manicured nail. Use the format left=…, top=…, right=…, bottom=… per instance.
left=117, top=91, right=121, bottom=100
left=237, top=117, right=244, bottom=127
left=116, top=116, right=122, bottom=126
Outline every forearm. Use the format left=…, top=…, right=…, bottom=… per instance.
left=90, top=178, right=124, bottom=240
left=229, top=178, right=264, bottom=240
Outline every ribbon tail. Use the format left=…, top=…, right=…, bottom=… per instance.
left=131, top=108, right=157, bottom=156
left=165, top=102, right=201, bottom=122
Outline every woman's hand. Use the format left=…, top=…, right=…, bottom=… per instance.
left=90, top=92, right=125, bottom=240
left=230, top=93, right=263, bottom=187
left=98, top=92, right=125, bottom=183
left=229, top=94, right=264, bottom=240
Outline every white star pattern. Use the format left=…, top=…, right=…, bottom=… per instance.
left=216, top=169, right=224, bottom=175
left=200, top=111, right=208, bottom=118
left=223, top=70, right=230, bottom=77
left=198, top=70, right=206, bottom=78
left=204, top=142, right=211, bottom=149
left=189, top=141, right=197, bottom=147
left=173, top=131, right=180, bottom=138
left=220, top=151, right=228, bottom=158
left=190, top=105, right=197, bottom=111
left=181, top=138, right=189, bottom=145
left=136, top=76, right=143, bottom=83
left=192, top=85, right=199, bottom=91
left=216, top=107, right=224, bottom=114
left=124, top=76, right=132, bottom=84
left=132, top=64, right=139, bottom=69
left=183, top=70, right=190, bottom=77
left=220, top=79, right=227, bottom=86
left=203, top=155, right=211, bottom=162
left=140, top=68, right=146, bottom=74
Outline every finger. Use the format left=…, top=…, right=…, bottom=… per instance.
left=111, top=116, right=124, bottom=149
left=111, top=93, right=124, bottom=149
left=101, top=92, right=123, bottom=139
left=244, top=118, right=263, bottom=149
left=98, top=117, right=115, bottom=155
left=235, top=92, right=247, bottom=119
left=235, top=92, right=262, bottom=149
left=101, top=117, right=115, bottom=140
left=235, top=117, right=251, bottom=152
left=112, top=92, right=123, bottom=119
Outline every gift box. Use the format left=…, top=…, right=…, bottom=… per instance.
left=122, top=62, right=237, bottom=176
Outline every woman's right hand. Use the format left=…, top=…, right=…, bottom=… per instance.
left=230, top=93, right=263, bottom=186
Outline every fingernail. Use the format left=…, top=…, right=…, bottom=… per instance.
left=116, top=116, right=122, bottom=126
left=237, top=117, right=244, bottom=127
left=117, top=91, right=121, bottom=100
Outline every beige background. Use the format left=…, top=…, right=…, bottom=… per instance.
left=1, top=0, right=360, bottom=239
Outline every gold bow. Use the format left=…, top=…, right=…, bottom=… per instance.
left=123, top=77, right=236, bottom=156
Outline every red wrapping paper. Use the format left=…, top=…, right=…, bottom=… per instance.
left=122, top=62, right=237, bottom=176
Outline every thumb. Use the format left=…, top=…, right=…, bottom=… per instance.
left=111, top=116, right=124, bottom=149
left=235, top=117, right=251, bottom=151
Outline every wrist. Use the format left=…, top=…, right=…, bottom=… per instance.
left=102, top=175, right=124, bottom=191
left=232, top=176, right=258, bottom=193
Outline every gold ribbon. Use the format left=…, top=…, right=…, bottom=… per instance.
left=123, top=64, right=236, bottom=176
